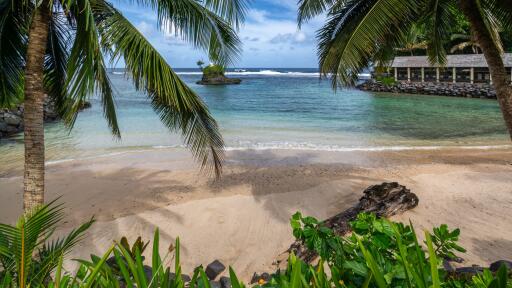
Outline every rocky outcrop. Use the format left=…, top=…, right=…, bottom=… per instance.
left=196, top=65, right=241, bottom=85
left=0, top=99, right=90, bottom=139
left=357, top=80, right=497, bottom=99
left=197, top=75, right=242, bottom=85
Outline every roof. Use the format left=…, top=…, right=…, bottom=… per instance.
left=391, top=53, right=512, bottom=68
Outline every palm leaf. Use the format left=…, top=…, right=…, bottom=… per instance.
left=0, top=0, right=27, bottom=107
left=62, top=0, right=120, bottom=137
left=131, top=0, right=242, bottom=65
left=44, top=1, right=73, bottom=118
left=297, top=0, right=335, bottom=27
left=92, top=1, right=224, bottom=177
left=422, top=0, right=457, bottom=65
left=317, top=0, right=422, bottom=87
left=202, top=0, right=248, bottom=29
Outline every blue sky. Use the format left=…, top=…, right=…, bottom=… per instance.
left=113, top=0, right=324, bottom=68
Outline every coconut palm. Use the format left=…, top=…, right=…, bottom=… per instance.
left=395, top=24, right=428, bottom=56
left=0, top=0, right=247, bottom=211
left=450, top=33, right=482, bottom=54
left=297, top=0, right=512, bottom=139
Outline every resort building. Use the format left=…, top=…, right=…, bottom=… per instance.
left=391, top=53, right=512, bottom=84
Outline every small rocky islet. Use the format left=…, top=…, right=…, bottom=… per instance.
left=196, top=64, right=242, bottom=85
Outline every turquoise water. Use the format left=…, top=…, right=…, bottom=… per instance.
left=0, top=68, right=509, bottom=171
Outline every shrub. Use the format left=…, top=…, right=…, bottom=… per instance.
left=202, top=65, right=226, bottom=77
left=376, top=76, right=397, bottom=86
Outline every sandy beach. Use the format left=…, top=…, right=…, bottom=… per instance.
left=1, top=147, right=512, bottom=279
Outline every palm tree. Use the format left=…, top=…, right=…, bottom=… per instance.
left=395, top=24, right=428, bottom=56
left=297, top=0, right=512, bottom=139
left=0, top=0, right=247, bottom=211
left=450, top=33, right=482, bottom=54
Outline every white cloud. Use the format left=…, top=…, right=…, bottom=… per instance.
left=136, top=21, right=155, bottom=36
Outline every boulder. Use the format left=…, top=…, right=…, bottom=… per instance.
left=210, top=280, right=221, bottom=288
left=489, top=260, right=512, bottom=272
left=0, top=122, right=8, bottom=132
left=205, top=260, right=226, bottom=280
left=4, top=114, right=21, bottom=126
left=220, top=276, right=231, bottom=288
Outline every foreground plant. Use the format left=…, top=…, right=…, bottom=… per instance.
left=280, top=212, right=510, bottom=288
left=1, top=0, right=248, bottom=211
left=0, top=201, right=93, bottom=287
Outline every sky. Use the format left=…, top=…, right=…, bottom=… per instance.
left=114, top=0, right=324, bottom=68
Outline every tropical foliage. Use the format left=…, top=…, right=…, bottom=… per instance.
left=0, top=203, right=510, bottom=287
left=202, top=64, right=227, bottom=77
left=0, top=201, right=94, bottom=287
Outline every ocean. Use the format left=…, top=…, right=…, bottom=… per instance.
left=0, top=68, right=509, bottom=171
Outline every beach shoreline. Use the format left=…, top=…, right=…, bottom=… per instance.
left=1, top=147, right=512, bottom=279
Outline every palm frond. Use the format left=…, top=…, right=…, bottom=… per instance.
left=0, top=200, right=64, bottom=286
left=44, top=1, right=72, bottom=118
left=450, top=41, right=478, bottom=53
left=476, top=1, right=504, bottom=54
left=0, top=0, right=28, bottom=107
left=62, top=0, right=120, bottom=137
left=29, top=217, right=94, bottom=286
left=92, top=1, right=224, bottom=177
left=297, top=0, right=335, bottom=27
left=482, top=0, right=512, bottom=32
left=128, top=0, right=242, bottom=65
left=317, top=0, right=422, bottom=87
left=202, top=0, right=249, bottom=29
left=423, top=0, right=457, bottom=65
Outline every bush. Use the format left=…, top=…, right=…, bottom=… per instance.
left=202, top=65, right=225, bottom=77
left=376, top=76, right=397, bottom=86
left=0, top=202, right=510, bottom=287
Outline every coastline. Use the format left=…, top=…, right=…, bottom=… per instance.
left=1, top=147, right=512, bottom=279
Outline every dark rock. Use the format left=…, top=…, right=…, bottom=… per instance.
left=169, top=273, right=192, bottom=283
left=206, top=260, right=226, bottom=280
left=0, top=99, right=91, bottom=139
left=220, top=276, right=231, bottom=288
left=260, top=272, right=271, bottom=281
left=490, top=260, right=512, bottom=272
left=4, top=114, right=21, bottom=126
left=356, top=80, right=497, bottom=99
left=250, top=273, right=260, bottom=284
left=249, top=272, right=271, bottom=284
left=455, top=265, right=484, bottom=276
left=197, top=76, right=241, bottom=85
left=0, top=122, right=8, bottom=132
left=106, top=256, right=117, bottom=268
left=143, top=265, right=153, bottom=281
left=210, top=280, right=222, bottom=288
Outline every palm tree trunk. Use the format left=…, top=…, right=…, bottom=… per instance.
left=23, top=2, right=50, bottom=211
left=459, top=0, right=512, bottom=140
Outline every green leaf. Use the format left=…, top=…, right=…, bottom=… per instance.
left=425, top=231, right=441, bottom=288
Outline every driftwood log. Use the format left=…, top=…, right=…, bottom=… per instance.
left=287, top=182, right=419, bottom=263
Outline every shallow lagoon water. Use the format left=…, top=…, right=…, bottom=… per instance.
left=0, top=69, right=509, bottom=172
